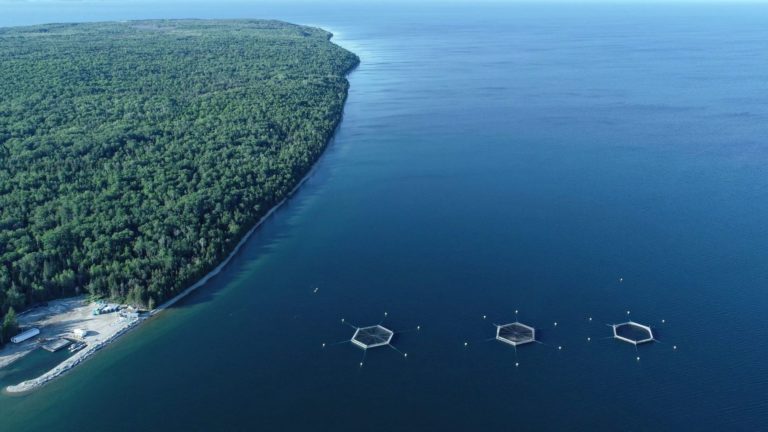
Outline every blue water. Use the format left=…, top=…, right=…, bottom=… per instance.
left=1, top=2, right=767, bottom=431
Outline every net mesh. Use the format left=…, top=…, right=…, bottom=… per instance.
left=497, top=322, right=535, bottom=345
left=353, top=325, right=393, bottom=348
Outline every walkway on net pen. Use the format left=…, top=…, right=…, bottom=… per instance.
left=611, top=321, right=655, bottom=345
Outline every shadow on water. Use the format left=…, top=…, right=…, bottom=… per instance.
left=166, top=113, right=351, bottom=311
left=166, top=194, right=309, bottom=310
left=0, top=349, right=73, bottom=390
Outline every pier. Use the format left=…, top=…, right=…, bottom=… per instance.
left=41, top=339, right=71, bottom=353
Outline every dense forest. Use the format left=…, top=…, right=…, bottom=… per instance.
left=0, top=19, right=358, bottom=336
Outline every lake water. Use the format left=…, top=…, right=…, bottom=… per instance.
left=1, top=2, right=767, bottom=431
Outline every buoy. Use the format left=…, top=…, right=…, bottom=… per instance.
left=661, top=319, right=666, bottom=323
left=673, top=345, right=677, bottom=350
left=558, top=346, right=562, bottom=350
left=482, top=315, right=486, bottom=319
left=588, top=317, right=592, bottom=321
left=626, top=310, right=631, bottom=315
left=384, top=312, right=388, bottom=317
left=417, top=325, right=421, bottom=330
left=619, top=277, right=623, bottom=282
left=515, top=310, right=518, bottom=314
left=554, top=322, right=558, bottom=327
left=359, top=362, right=363, bottom=367
left=341, top=318, right=345, bottom=323
left=322, top=343, right=326, bottom=348
left=587, top=337, right=591, bottom=341
left=515, top=362, right=519, bottom=367
left=464, top=342, right=468, bottom=347
left=636, top=356, right=640, bottom=361
left=404, top=353, right=408, bottom=358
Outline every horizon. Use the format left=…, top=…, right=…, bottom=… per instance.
left=3, top=0, right=768, bottom=28
left=4, top=0, right=768, bottom=4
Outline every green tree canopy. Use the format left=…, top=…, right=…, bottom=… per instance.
left=1, top=308, right=18, bottom=344
left=0, top=20, right=358, bottom=329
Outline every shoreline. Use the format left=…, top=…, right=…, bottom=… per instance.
left=4, top=33, right=357, bottom=394
left=5, top=161, right=318, bottom=393
left=151, top=145, right=329, bottom=316
left=6, top=316, right=142, bottom=393
left=152, top=34, right=357, bottom=316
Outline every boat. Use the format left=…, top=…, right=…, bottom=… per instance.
left=68, top=342, right=87, bottom=353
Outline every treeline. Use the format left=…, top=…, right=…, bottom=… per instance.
left=0, top=20, right=358, bottom=331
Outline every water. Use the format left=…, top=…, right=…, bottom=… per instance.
left=1, top=2, right=767, bottom=430
left=0, top=349, right=73, bottom=387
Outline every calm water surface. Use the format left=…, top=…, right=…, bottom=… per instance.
left=1, top=2, right=767, bottom=431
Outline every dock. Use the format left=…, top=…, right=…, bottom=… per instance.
left=41, top=338, right=72, bottom=353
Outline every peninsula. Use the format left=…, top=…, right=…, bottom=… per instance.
left=0, top=19, right=358, bottom=390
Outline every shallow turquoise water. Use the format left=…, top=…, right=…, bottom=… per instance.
left=1, top=2, right=767, bottom=431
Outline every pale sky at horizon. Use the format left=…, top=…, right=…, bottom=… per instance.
left=4, top=0, right=768, bottom=11
left=4, top=0, right=768, bottom=3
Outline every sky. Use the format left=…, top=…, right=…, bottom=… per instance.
left=2, top=0, right=766, bottom=23
left=3, top=0, right=768, bottom=3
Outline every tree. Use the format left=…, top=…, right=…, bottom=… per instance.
left=2, top=307, right=18, bottom=344
left=0, top=20, right=358, bottom=333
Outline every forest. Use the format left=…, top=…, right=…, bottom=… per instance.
left=0, top=19, right=359, bottom=341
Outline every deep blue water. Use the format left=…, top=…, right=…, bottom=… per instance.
left=1, top=2, right=767, bottom=431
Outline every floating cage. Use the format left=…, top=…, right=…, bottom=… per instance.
left=351, top=325, right=394, bottom=349
left=495, top=322, right=535, bottom=347
left=612, top=321, right=654, bottom=345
